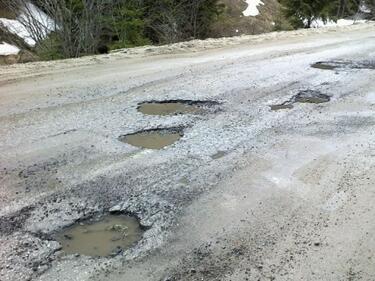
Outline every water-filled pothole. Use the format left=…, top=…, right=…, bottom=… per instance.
left=119, top=128, right=184, bottom=149
left=312, top=60, right=375, bottom=70
left=137, top=100, right=219, bottom=116
left=270, top=90, right=330, bottom=111
left=56, top=214, right=143, bottom=257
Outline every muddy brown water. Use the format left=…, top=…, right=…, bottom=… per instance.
left=57, top=215, right=143, bottom=257
left=137, top=100, right=220, bottom=116
left=119, top=128, right=183, bottom=149
left=138, top=102, right=203, bottom=116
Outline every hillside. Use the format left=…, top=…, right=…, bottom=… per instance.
left=0, top=0, right=284, bottom=64
left=212, top=0, right=287, bottom=37
left=0, top=0, right=371, bottom=64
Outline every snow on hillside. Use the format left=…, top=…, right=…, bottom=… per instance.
left=0, top=2, right=54, bottom=47
left=0, top=18, right=36, bottom=46
left=243, top=0, right=264, bottom=17
left=0, top=42, right=20, bottom=55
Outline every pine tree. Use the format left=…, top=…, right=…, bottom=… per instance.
left=280, top=0, right=363, bottom=28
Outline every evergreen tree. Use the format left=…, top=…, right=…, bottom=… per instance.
left=280, top=0, right=363, bottom=28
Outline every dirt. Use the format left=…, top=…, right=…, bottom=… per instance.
left=0, top=23, right=375, bottom=281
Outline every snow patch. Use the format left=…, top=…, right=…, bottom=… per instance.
left=0, top=2, right=54, bottom=47
left=0, top=42, right=20, bottom=55
left=0, top=18, right=36, bottom=46
left=243, top=0, right=264, bottom=17
left=360, top=4, right=371, bottom=13
left=309, top=18, right=367, bottom=28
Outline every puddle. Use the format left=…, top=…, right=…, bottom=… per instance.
left=137, top=100, right=219, bottom=116
left=270, top=90, right=330, bottom=111
left=312, top=60, right=375, bottom=70
left=119, top=128, right=184, bottom=149
left=56, top=214, right=143, bottom=257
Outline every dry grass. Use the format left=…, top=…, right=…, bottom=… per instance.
left=0, top=2, right=17, bottom=19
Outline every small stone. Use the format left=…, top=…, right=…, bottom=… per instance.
left=109, top=205, right=123, bottom=213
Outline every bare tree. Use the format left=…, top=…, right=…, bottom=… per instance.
left=364, top=0, right=375, bottom=19
left=1, top=0, right=109, bottom=58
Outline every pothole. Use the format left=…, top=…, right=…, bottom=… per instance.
left=137, top=100, right=220, bottom=116
left=56, top=214, right=143, bottom=257
left=294, top=90, right=331, bottom=104
left=270, top=103, right=294, bottom=111
left=311, top=62, right=337, bottom=70
left=270, top=90, right=330, bottom=111
left=312, top=60, right=375, bottom=70
left=119, top=127, right=184, bottom=149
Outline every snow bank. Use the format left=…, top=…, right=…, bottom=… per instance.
left=0, top=18, right=36, bottom=46
left=19, top=2, right=54, bottom=36
left=0, top=42, right=20, bottom=55
left=0, top=2, right=54, bottom=47
left=309, top=19, right=367, bottom=28
left=243, top=0, right=264, bottom=17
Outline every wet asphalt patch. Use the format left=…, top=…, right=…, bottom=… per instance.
left=118, top=127, right=184, bottom=149
left=271, top=90, right=331, bottom=111
left=137, top=100, right=220, bottom=116
left=312, top=60, right=375, bottom=70
left=270, top=103, right=294, bottom=111
left=56, top=214, right=143, bottom=257
left=294, top=90, right=331, bottom=104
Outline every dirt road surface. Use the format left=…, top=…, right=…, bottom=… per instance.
left=1, top=23, right=375, bottom=281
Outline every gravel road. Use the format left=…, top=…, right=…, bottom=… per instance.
left=1, top=23, right=375, bottom=281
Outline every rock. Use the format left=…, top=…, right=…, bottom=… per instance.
left=0, top=54, right=20, bottom=65
left=109, top=204, right=123, bottom=213
left=19, top=50, right=38, bottom=63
